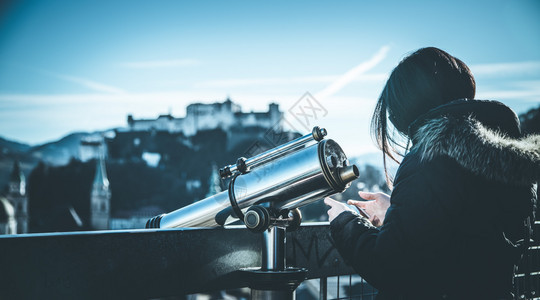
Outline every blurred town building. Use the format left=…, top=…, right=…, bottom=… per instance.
left=0, top=197, right=16, bottom=234
left=1, top=161, right=28, bottom=234
left=127, top=98, right=282, bottom=136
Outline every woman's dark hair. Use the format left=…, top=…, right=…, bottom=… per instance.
left=371, top=47, right=476, bottom=185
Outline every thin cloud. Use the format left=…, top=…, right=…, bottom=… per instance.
left=12, top=66, right=127, bottom=94
left=315, top=45, right=390, bottom=100
left=197, top=76, right=335, bottom=88
left=120, top=59, right=200, bottom=69
left=477, top=80, right=540, bottom=101
left=478, top=89, right=540, bottom=101
left=470, top=61, right=540, bottom=77
left=54, top=74, right=126, bottom=94
left=196, top=73, right=387, bottom=88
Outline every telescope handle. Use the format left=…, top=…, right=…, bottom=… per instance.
left=219, top=126, right=327, bottom=178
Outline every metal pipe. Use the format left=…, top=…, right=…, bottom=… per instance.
left=157, top=191, right=231, bottom=228
left=262, top=226, right=286, bottom=271
left=219, top=126, right=327, bottom=178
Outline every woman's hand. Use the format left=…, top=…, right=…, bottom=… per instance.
left=347, top=191, right=391, bottom=227
left=324, top=197, right=357, bottom=222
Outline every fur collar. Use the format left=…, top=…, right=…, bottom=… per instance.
left=411, top=116, right=540, bottom=186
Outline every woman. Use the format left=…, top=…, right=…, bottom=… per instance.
left=325, top=47, right=539, bottom=299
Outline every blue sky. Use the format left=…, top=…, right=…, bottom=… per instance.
left=0, top=0, right=539, bottom=156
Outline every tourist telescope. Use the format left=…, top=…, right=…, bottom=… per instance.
left=146, top=126, right=359, bottom=232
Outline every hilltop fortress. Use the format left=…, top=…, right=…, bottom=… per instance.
left=126, top=98, right=282, bottom=136
left=108, top=98, right=295, bottom=166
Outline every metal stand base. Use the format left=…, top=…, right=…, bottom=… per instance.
left=241, top=267, right=307, bottom=300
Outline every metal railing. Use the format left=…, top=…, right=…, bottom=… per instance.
left=0, top=222, right=538, bottom=299
left=514, top=221, right=540, bottom=299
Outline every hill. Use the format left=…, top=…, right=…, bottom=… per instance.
left=0, top=136, right=31, bottom=154
left=29, top=132, right=94, bottom=166
left=0, top=131, right=98, bottom=194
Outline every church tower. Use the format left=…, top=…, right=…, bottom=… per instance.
left=205, top=163, right=222, bottom=198
left=90, top=147, right=111, bottom=230
left=6, top=161, right=28, bottom=233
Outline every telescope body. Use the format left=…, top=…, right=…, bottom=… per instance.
left=147, top=130, right=358, bottom=229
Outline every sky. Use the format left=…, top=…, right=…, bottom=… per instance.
left=0, top=0, right=539, bottom=156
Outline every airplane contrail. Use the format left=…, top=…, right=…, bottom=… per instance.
left=315, top=45, right=390, bottom=100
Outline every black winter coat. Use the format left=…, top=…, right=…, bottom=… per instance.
left=330, top=100, right=539, bottom=299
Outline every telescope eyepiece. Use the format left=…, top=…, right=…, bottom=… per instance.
left=338, top=165, right=360, bottom=186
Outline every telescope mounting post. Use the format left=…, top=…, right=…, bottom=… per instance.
left=241, top=205, right=307, bottom=300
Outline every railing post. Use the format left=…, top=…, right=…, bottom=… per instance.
left=319, top=277, right=327, bottom=300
